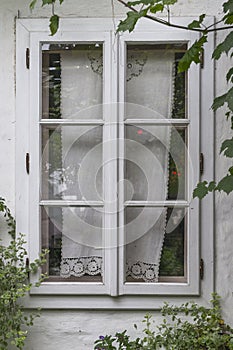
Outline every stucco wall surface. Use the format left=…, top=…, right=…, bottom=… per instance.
left=0, top=0, right=232, bottom=349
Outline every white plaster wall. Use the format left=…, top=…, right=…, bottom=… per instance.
left=0, top=0, right=232, bottom=349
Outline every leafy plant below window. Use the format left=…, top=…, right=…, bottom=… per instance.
left=0, top=197, right=48, bottom=350
left=94, top=294, right=233, bottom=350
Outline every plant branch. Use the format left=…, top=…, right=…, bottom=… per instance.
left=116, top=0, right=233, bottom=33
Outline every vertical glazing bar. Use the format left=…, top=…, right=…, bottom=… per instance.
left=118, top=38, right=126, bottom=295
left=103, top=32, right=119, bottom=296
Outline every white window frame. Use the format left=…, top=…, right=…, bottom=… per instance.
left=16, top=17, right=215, bottom=309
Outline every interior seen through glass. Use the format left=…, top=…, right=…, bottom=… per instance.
left=41, top=43, right=187, bottom=282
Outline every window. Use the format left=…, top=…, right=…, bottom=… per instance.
left=16, top=18, right=214, bottom=308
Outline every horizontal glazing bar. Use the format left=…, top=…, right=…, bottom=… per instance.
left=40, top=200, right=104, bottom=207
left=40, top=119, right=104, bottom=126
left=124, top=119, right=190, bottom=125
left=124, top=200, right=189, bottom=207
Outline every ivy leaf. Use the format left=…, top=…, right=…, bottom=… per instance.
left=223, top=0, right=233, bottom=14
left=30, top=0, right=37, bottom=10
left=128, top=0, right=155, bottom=5
left=193, top=181, right=216, bottom=199
left=178, top=35, right=207, bottom=72
left=216, top=173, right=233, bottom=194
left=42, top=0, right=55, bottom=5
left=212, top=87, right=233, bottom=112
left=117, top=9, right=148, bottom=33
left=150, top=4, right=164, bottom=13
left=212, top=31, right=233, bottom=59
left=226, top=67, right=233, bottom=82
left=59, top=0, right=64, bottom=3
left=220, top=137, right=233, bottom=157
left=49, top=14, right=59, bottom=36
left=229, top=166, right=233, bottom=175
left=188, top=14, right=206, bottom=29
left=223, top=13, right=233, bottom=24
left=162, top=0, right=177, bottom=4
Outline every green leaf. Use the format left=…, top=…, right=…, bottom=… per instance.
left=212, top=31, right=233, bottom=59
left=216, top=173, right=233, bottom=194
left=220, top=137, right=233, bottom=157
left=178, top=35, right=207, bottom=72
left=193, top=181, right=208, bottom=199
left=49, top=14, right=59, bottom=36
left=59, top=0, right=64, bottom=3
left=223, top=13, right=233, bottom=24
left=223, top=0, right=233, bottom=14
left=128, top=0, right=155, bottom=5
left=150, top=4, right=164, bottom=13
left=30, top=0, right=37, bottom=10
left=212, top=87, right=233, bottom=112
left=208, top=181, right=216, bottom=191
left=212, top=92, right=228, bottom=111
left=162, top=0, right=177, bottom=4
left=226, top=67, right=233, bottom=82
left=229, top=166, right=233, bottom=175
left=188, top=14, right=206, bottom=29
left=117, top=9, right=147, bottom=33
left=42, top=0, right=55, bottom=5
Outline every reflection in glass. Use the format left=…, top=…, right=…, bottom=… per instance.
left=126, top=44, right=186, bottom=119
left=41, top=206, right=103, bottom=281
left=125, top=207, right=185, bottom=282
left=41, top=125, right=103, bottom=200
left=160, top=208, right=185, bottom=277
left=125, top=125, right=186, bottom=201
left=42, top=43, right=103, bottom=119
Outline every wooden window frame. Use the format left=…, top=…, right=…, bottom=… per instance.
left=16, top=17, right=215, bottom=309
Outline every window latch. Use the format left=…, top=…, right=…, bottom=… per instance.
left=26, top=48, right=30, bottom=69
left=200, top=153, right=204, bottom=176
left=200, top=258, right=204, bottom=280
left=26, top=153, right=30, bottom=174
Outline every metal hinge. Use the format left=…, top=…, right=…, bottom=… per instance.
left=26, top=48, right=30, bottom=69
left=26, top=257, right=30, bottom=279
left=200, top=50, right=204, bottom=69
left=200, top=258, right=204, bottom=280
left=26, top=153, right=30, bottom=174
left=200, top=152, right=204, bottom=176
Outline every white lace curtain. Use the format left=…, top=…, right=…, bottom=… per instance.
left=60, top=48, right=174, bottom=282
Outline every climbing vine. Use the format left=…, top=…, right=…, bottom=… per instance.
left=30, top=0, right=233, bottom=199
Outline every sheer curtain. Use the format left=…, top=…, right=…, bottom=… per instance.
left=125, top=49, right=174, bottom=282
left=60, top=50, right=103, bottom=278
left=60, top=48, right=175, bottom=281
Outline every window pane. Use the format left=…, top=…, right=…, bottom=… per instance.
left=42, top=43, right=103, bottom=119
left=125, top=207, right=186, bottom=283
left=125, top=44, right=186, bottom=119
left=125, top=125, right=186, bottom=201
left=41, top=206, right=103, bottom=281
left=41, top=125, right=103, bottom=201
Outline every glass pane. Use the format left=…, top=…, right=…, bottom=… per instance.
left=125, top=207, right=186, bottom=282
left=159, top=208, right=185, bottom=277
left=42, top=43, right=103, bottom=119
left=125, top=125, right=186, bottom=201
left=41, top=206, right=103, bottom=281
left=125, top=44, right=187, bottom=119
left=41, top=125, right=103, bottom=200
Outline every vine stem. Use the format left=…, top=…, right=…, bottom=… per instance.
left=116, top=0, right=233, bottom=33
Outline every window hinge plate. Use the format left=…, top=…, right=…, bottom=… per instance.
left=26, top=152, right=30, bottom=174
left=200, top=50, right=204, bottom=69
left=26, top=257, right=30, bottom=279
left=200, top=152, right=204, bottom=176
left=26, top=48, right=30, bottom=69
left=200, top=258, right=204, bottom=280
